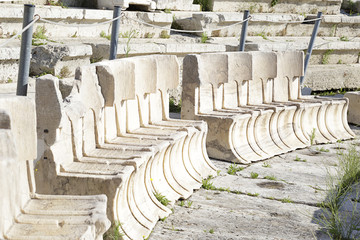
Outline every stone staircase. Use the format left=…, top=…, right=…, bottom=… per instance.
left=1, top=3, right=360, bottom=95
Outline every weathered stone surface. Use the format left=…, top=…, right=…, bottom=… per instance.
left=345, top=91, right=360, bottom=125
left=151, top=133, right=360, bottom=240
left=155, top=0, right=200, bottom=10
left=209, top=0, right=341, bottom=14
left=36, top=55, right=216, bottom=240
left=181, top=51, right=354, bottom=163
left=30, top=44, right=92, bottom=77
left=0, top=96, right=110, bottom=240
left=305, top=64, right=360, bottom=91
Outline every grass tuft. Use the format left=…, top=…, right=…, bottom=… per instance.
left=227, top=163, right=244, bottom=175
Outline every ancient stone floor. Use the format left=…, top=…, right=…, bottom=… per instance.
left=150, top=122, right=360, bottom=240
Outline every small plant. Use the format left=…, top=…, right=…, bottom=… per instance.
left=32, top=26, right=48, bottom=46
left=271, top=0, right=278, bottom=7
left=315, top=146, right=360, bottom=239
left=202, top=176, right=215, bottom=190
left=250, top=172, right=259, bottom=179
left=264, top=175, right=277, bottom=181
left=71, top=32, right=78, bottom=38
left=154, top=192, right=170, bottom=206
left=46, top=0, right=67, bottom=8
left=122, top=30, right=138, bottom=57
left=201, top=32, right=208, bottom=43
left=310, top=128, right=316, bottom=145
left=160, top=30, right=170, bottom=39
left=321, top=49, right=333, bottom=65
left=337, top=59, right=343, bottom=64
left=160, top=217, right=167, bottom=222
left=339, top=36, right=349, bottom=41
left=59, top=66, right=71, bottom=79
left=6, top=78, right=13, bottom=83
left=262, top=162, right=271, bottom=168
left=247, top=192, right=259, bottom=197
left=227, top=163, right=244, bottom=175
left=281, top=197, right=292, bottom=203
left=169, top=98, right=181, bottom=113
left=100, top=31, right=111, bottom=40
left=294, top=156, right=307, bottom=162
left=193, top=0, right=211, bottom=11
left=144, top=32, right=155, bottom=38
left=103, top=221, right=124, bottom=240
left=330, top=24, right=337, bottom=37
left=33, top=26, right=47, bottom=40
left=90, top=57, right=103, bottom=64
left=209, top=229, right=214, bottom=234
left=186, top=201, right=193, bottom=208
left=216, top=170, right=221, bottom=176
left=178, top=200, right=185, bottom=207
left=257, top=32, right=268, bottom=40
left=316, top=147, right=330, bottom=152
left=164, top=8, right=171, bottom=13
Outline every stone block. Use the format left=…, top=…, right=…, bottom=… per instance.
left=345, top=91, right=360, bottom=125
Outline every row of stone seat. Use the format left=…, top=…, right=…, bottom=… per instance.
left=181, top=51, right=355, bottom=163
left=35, top=55, right=216, bottom=239
left=0, top=97, right=110, bottom=240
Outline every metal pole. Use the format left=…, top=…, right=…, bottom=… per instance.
left=300, top=12, right=322, bottom=86
left=16, top=4, right=35, bottom=96
left=239, top=10, right=250, bottom=51
left=109, top=6, right=121, bottom=60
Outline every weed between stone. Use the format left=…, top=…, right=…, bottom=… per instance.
left=154, top=192, right=170, bottom=206
left=250, top=172, right=259, bottom=179
left=103, top=221, right=124, bottom=240
left=227, top=163, right=244, bottom=175
left=315, top=145, right=360, bottom=239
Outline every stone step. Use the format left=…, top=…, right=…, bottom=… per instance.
left=302, top=64, right=360, bottom=91
left=213, top=36, right=360, bottom=65
left=6, top=224, right=93, bottom=240
left=0, top=4, right=172, bottom=39
left=209, top=0, right=341, bottom=14
left=173, top=12, right=360, bottom=38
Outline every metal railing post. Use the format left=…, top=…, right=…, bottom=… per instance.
left=300, top=12, right=322, bottom=86
left=109, top=6, right=121, bottom=60
left=16, top=4, right=35, bottom=96
left=239, top=10, right=250, bottom=51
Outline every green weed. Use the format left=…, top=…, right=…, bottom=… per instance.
left=250, top=172, right=259, bottom=179
left=227, top=163, right=244, bottom=175
left=154, top=192, right=170, bottom=206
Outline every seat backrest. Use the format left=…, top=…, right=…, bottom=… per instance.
left=249, top=52, right=277, bottom=105
left=37, top=64, right=105, bottom=162
left=182, top=52, right=254, bottom=115
left=275, top=51, right=304, bottom=101
left=0, top=97, right=37, bottom=239
left=224, top=52, right=253, bottom=108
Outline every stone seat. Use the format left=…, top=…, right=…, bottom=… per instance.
left=36, top=55, right=216, bottom=240
left=274, top=51, right=355, bottom=144
left=0, top=97, right=110, bottom=240
left=181, top=51, right=354, bottom=164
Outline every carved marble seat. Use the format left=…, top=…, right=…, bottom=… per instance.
left=0, top=97, right=110, bottom=240
left=35, top=55, right=215, bottom=240
left=181, top=51, right=354, bottom=164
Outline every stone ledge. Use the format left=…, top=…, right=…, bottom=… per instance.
left=305, top=64, right=360, bottom=91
